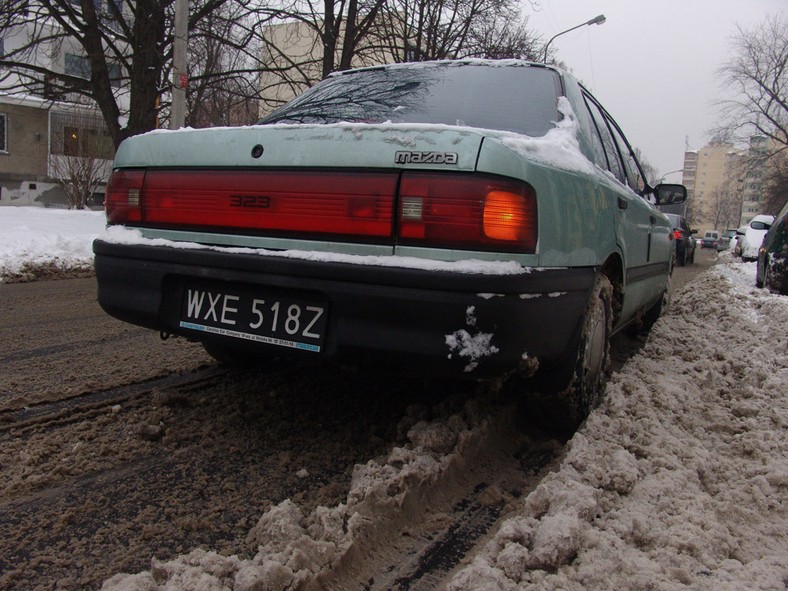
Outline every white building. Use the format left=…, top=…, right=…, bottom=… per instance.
left=0, top=6, right=126, bottom=207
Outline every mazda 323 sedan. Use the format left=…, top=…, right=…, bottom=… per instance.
left=93, top=60, right=685, bottom=428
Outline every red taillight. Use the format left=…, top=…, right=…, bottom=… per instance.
left=673, top=229, right=682, bottom=240
left=109, top=169, right=538, bottom=253
left=398, top=173, right=537, bottom=252
left=105, top=170, right=145, bottom=224
left=140, top=170, right=397, bottom=238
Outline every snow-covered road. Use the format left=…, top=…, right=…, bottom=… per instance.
left=1, top=207, right=785, bottom=590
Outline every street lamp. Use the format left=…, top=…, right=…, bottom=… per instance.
left=543, top=14, right=607, bottom=63
left=658, top=169, right=684, bottom=183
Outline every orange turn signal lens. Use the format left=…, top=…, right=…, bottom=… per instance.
left=483, top=191, right=530, bottom=242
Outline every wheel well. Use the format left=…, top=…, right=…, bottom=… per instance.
left=600, top=255, right=624, bottom=327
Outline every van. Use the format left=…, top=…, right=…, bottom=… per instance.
left=701, top=231, right=720, bottom=249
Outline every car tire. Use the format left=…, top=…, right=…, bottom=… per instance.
left=765, top=258, right=788, bottom=295
left=524, top=274, right=613, bottom=433
left=763, top=257, right=784, bottom=294
left=756, top=256, right=765, bottom=288
left=677, top=246, right=686, bottom=266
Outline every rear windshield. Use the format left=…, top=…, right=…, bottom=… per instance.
left=259, top=63, right=563, bottom=138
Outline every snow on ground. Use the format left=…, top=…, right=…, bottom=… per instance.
left=0, top=206, right=105, bottom=281
left=2, top=206, right=786, bottom=590
left=448, top=254, right=787, bottom=590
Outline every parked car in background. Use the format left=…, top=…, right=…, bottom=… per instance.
left=738, top=214, right=775, bottom=261
left=665, top=213, right=696, bottom=265
left=732, top=226, right=746, bottom=257
left=756, top=202, right=788, bottom=295
left=701, top=231, right=721, bottom=249
left=92, top=59, right=686, bottom=430
left=720, top=229, right=738, bottom=250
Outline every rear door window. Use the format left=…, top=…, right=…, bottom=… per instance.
left=583, top=95, right=626, bottom=183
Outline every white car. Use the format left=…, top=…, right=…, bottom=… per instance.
left=738, top=214, right=775, bottom=261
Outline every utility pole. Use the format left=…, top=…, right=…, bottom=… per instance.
left=170, top=0, right=188, bottom=129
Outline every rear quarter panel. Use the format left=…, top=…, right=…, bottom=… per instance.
left=476, top=137, right=620, bottom=268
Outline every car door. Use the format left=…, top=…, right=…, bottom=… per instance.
left=582, top=92, right=666, bottom=321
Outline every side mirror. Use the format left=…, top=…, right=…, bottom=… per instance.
left=654, top=183, right=687, bottom=206
left=690, top=229, right=698, bottom=235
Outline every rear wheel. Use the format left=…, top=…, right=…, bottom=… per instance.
left=523, top=274, right=613, bottom=433
left=756, top=256, right=765, bottom=288
left=763, top=256, right=787, bottom=294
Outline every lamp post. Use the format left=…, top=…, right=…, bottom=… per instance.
left=170, top=0, right=188, bottom=129
left=543, top=14, right=606, bottom=63
left=658, top=169, right=684, bottom=184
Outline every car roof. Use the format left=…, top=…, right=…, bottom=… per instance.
left=328, top=58, right=560, bottom=77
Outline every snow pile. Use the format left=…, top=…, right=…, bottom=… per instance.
left=0, top=206, right=105, bottom=281
left=101, top=258, right=786, bottom=591
left=101, top=403, right=503, bottom=591
left=4, top=205, right=785, bottom=591
left=448, top=257, right=787, bottom=590
left=501, top=96, right=597, bottom=176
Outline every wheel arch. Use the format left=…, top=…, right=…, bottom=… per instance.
left=600, top=253, right=624, bottom=328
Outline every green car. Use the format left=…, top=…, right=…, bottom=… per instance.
left=93, top=60, right=685, bottom=428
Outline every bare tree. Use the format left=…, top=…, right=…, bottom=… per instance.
left=716, top=16, right=787, bottom=154
left=260, top=0, right=386, bottom=76
left=463, top=7, right=543, bottom=60
left=704, top=186, right=743, bottom=231
left=634, top=147, right=658, bottom=186
left=763, top=151, right=788, bottom=214
left=49, top=110, right=114, bottom=209
left=186, top=1, right=263, bottom=127
left=0, top=0, right=275, bottom=146
left=255, top=0, right=390, bottom=114
left=370, top=0, right=542, bottom=63
left=256, top=0, right=545, bottom=115
left=684, top=197, right=702, bottom=229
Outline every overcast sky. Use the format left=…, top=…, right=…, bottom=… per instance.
left=526, top=0, right=785, bottom=183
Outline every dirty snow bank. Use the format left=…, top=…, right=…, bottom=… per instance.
left=448, top=256, right=787, bottom=590
left=101, top=403, right=511, bottom=590
left=99, top=255, right=786, bottom=590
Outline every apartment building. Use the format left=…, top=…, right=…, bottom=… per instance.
left=740, top=136, right=770, bottom=225
left=682, top=142, right=745, bottom=234
left=0, top=10, right=121, bottom=208
left=0, top=94, right=115, bottom=207
left=681, top=136, right=775, bottom=234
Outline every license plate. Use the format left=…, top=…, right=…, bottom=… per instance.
left=179, top=283, right=328, bottom=353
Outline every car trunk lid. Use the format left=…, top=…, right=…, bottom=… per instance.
left=107, top=125, right=537, bottom=255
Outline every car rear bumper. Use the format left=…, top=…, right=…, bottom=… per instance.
left=93, top=239, right=597, bottom=376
